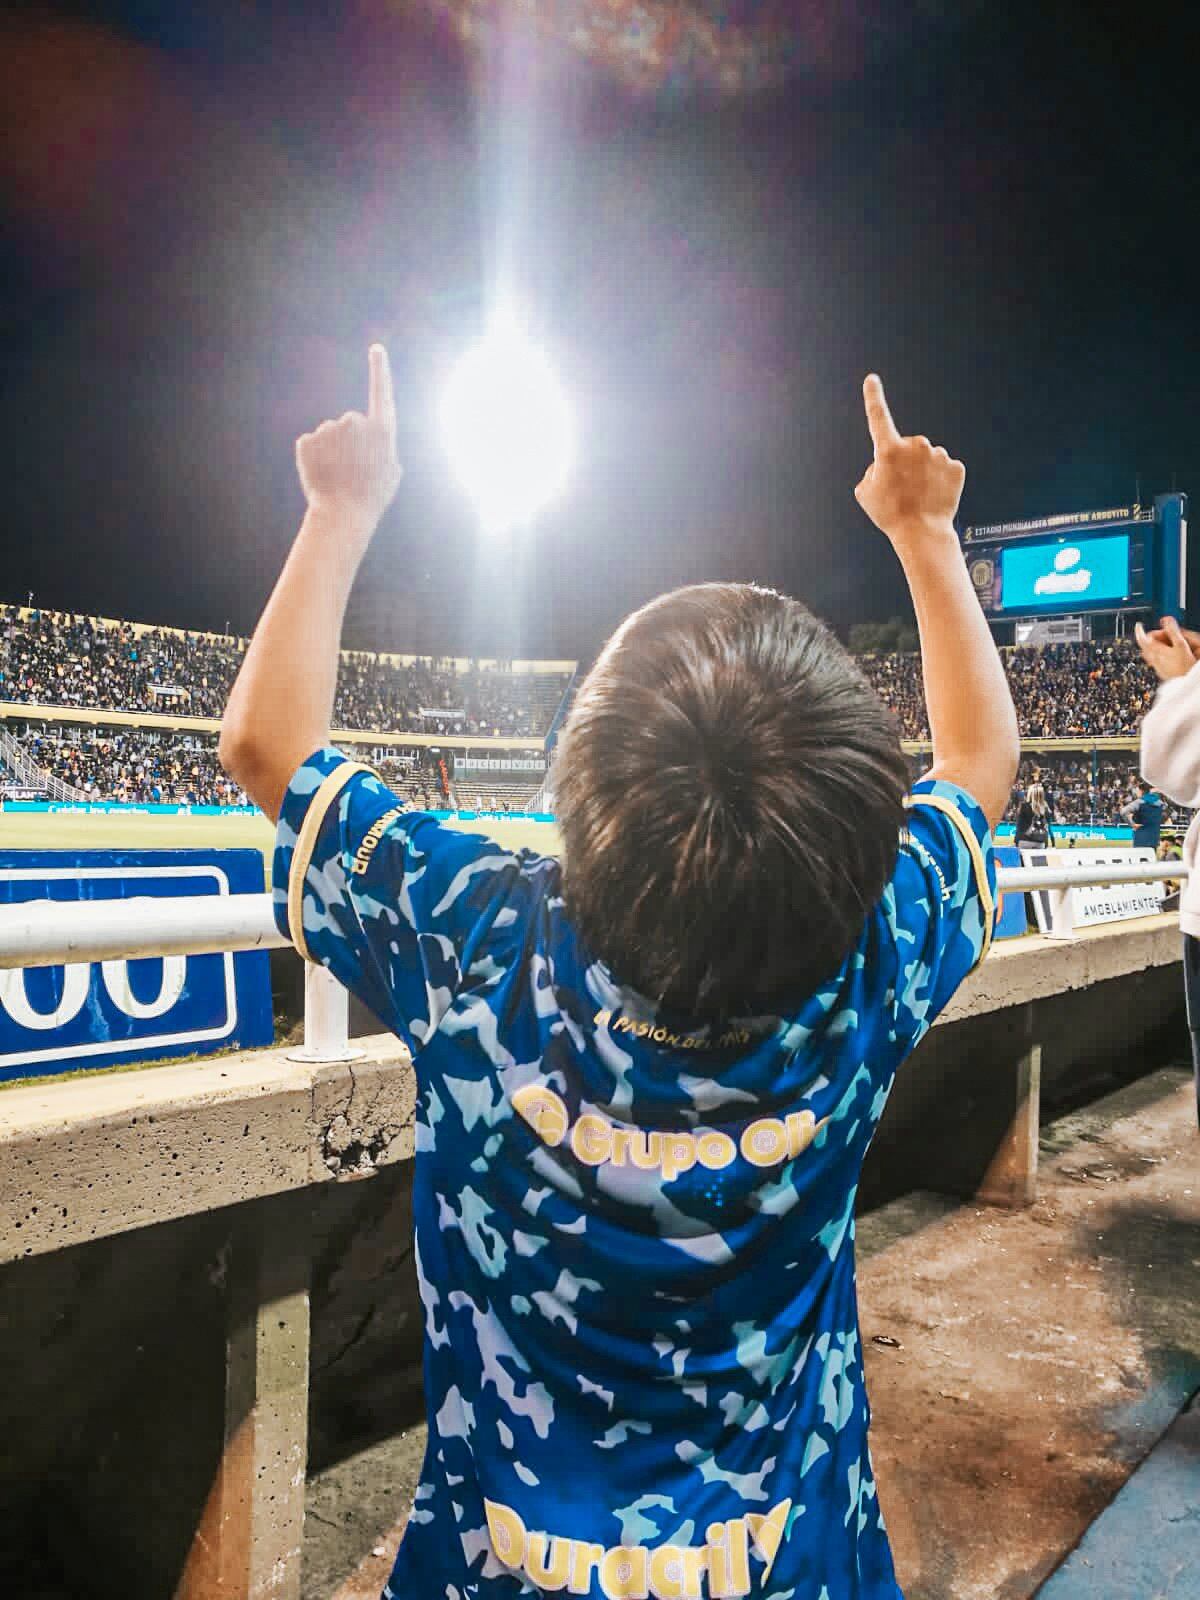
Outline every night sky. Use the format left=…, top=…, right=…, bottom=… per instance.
left=1, top=0, right=1197, bottom=664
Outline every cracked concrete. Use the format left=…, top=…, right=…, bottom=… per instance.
left=0, top=1034, right=418, bottom=1264
left=312, top=1058, right=414, bottom=1180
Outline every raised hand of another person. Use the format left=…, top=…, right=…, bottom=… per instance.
left=854, top=374, right=966, bottom=549
left=296, top=344, right=404, bottom=543
left=1135, top=615, right=1200, bottom=682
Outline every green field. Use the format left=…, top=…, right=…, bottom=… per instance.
left=0, top=808, right=564, bottom=875
left=3, top=807, right=1139, bottom=876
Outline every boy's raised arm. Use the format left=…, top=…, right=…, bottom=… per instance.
left=219, top=345, right=403, bottom=820
left=854, top=375, right=1019, bottom=830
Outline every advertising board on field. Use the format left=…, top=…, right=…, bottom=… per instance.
left=0, top=849, right=273, bottom=1082
left=1020, top=846, right=1166, bottom=939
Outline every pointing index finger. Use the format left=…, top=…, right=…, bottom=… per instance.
left=368, top=343, right=395, bottom=432
left=863, top=373, right=900, bottom=451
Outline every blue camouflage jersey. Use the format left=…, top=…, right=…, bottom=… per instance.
left=273, top=750, right=995, bottom=1600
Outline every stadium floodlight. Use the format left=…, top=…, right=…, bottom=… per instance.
left=440, top=322, right=572, bottom=534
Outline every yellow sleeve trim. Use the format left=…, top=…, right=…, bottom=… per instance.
left=906, top=791, right=996, bottom=968
left=287, top=761, right=374, bottom=963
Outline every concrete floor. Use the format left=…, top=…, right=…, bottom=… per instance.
left=1037, top=1391, right=1199, bottom=1599
left=304, top=1430, right=424, bottom=1600
left=860, top=1065, right=1199, bottom=1600
left=305, top=1065, right=1200, bottom=1600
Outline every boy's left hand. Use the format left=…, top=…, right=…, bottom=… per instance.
left=296, top=344, right=404, bottom=539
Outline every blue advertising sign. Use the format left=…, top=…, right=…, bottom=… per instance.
left=993, top=845, right=1030, bottom=941
left=999, top=534, right=1131, bottom=611
left=0, top=850, right=274, bottom=1083
left=995, top=824, right=1134, bottom=843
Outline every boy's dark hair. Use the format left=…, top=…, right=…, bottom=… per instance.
left=555, top=583, right=910, bottom=1021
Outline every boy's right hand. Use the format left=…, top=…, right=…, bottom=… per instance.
left=295, top=344, right=404, bottom=545
left=854, top=374, right=965, bottom=547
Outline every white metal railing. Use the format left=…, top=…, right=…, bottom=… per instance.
left=0, top=864, right=1185, bottom=974
left=0, top=894, right=362, bottom=1063
left=0, top=892, right=286, bottom=965
left=0, top=861, right=1186, bottom=1065
left=999, top=860, right=1184, bottom=891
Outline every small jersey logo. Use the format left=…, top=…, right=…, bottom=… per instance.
left=350, top=806, right=405, bottom=876
left=511, top=1083, right=571, bottom=1147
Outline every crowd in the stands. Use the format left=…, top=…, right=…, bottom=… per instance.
left=1004, top=754, right=1187, bottom=832
left=19, top=729, right=247, bottom=807
left=0, top=603, right=1184, bottom=823
left=2, top=603, right=1163, bottom=743
left=3, top=724, right=550, bottom=813
left=860, top=640, right=1158, bottom=741
left=335, top=653, right=552, bottom=737
left=0, top=607, right=238, bottom=718
left=4, top=722, right=1173, bottom=829
left=0, top=606, right=565, bottom=737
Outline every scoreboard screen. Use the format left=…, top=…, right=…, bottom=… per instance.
left=997, top=533, right=1131, bottom=612
left=964, top=495, right=1189, bottom=623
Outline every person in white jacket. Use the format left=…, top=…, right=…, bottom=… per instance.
left=1137, top=612, right=1200, bottom=1127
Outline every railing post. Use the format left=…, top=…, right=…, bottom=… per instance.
left=178, top=1200, right=311, bottom=1600
left=288, top=962, right=365, bottom=1065
left=977, top=1004, right=1042, bottom=1209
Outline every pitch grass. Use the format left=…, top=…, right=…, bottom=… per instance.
left=0, top=807, right=564, bottom=868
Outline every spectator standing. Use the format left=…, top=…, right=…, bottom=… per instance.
left=1014, top=769, right=1054, bottom=850
left=1121, top=780, right=1165, bottom=850
left=1136, top=614, right=1200, bottom=1127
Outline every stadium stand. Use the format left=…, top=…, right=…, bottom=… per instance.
left=3, top=716, right=1164, bottom=829
left=7, top=726, right=245, bottom=807
left=1006, top=753, right=1187, bottom=831
left=0, top=716, right=555, bottom=812
left=0, top=604, right=575, bottom=738
left=452, top=775, right=548, bottom=812
left=0, top=602, right=1177, bottom=825
left=0, top=606, right=238, bottom=718
left=859, top=639, right=1157, bottom=740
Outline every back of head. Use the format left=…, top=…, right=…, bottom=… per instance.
left=556, top=584, right=910, bottom=1021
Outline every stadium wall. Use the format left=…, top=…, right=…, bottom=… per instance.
left=0, top=917, right=1187, bottom=1598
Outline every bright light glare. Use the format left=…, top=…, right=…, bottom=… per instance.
left=440, top=331, right=572, bottom=534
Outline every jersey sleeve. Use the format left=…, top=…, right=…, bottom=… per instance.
left=272, top=747, right=527, bottom=1054
left=875, top=777, right=997, bottom=1051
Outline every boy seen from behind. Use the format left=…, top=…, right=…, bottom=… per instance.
left=221, top=353, right=1018, bottom=1600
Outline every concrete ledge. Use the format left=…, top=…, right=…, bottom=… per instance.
left=940, top=912, right=1180, bottom=1022
left=0, top=914, right=1183, bottom=1265
left=0, top=1035, right=415, bottom=1264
